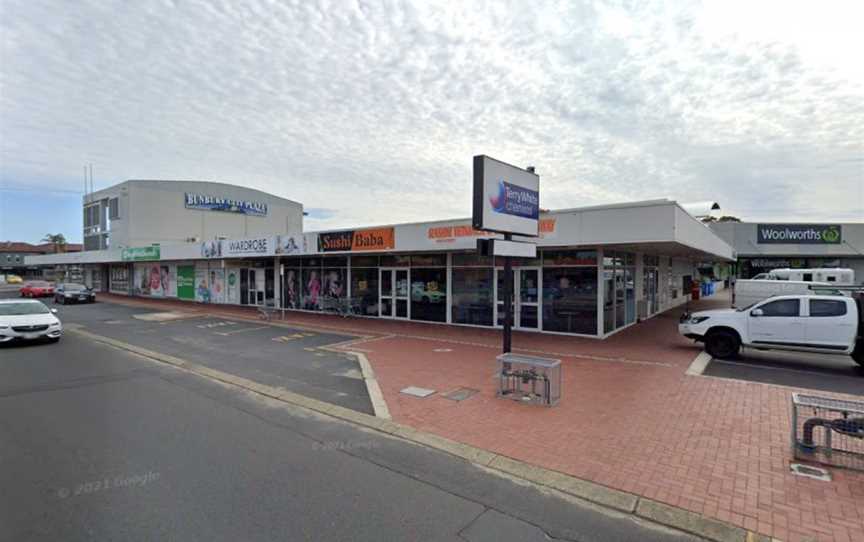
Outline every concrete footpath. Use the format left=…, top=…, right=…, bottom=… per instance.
left=86, top=293, right=864, bottom=542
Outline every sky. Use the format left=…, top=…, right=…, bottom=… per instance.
left=1, top=0, right=862, bottom=244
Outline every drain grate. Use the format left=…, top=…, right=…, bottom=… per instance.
left=790, top=463, right=831, bottom=481
left=442, top=387, right=479, bottom=401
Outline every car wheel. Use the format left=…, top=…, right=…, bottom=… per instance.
left=852, top=341, right=864, bottom=367
left=705, top=330, right=741, bottom=360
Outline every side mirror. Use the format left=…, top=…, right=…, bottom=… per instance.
left=50, top=308, right=58, bottom=314
left=750, top=308, right=764, bottom=317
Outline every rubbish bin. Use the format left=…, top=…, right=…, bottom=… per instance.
left=691, top=283, right=700, bottom=300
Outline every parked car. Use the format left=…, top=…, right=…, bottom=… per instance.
left=6, top=274, right=23, bottom=284
left=54, top=283, right=96, bottom=304
left=20, top=280, right=54, bottom=298
left=0, top=299, right=62, bottom=343
left=679, top=294, right=864, bottom=365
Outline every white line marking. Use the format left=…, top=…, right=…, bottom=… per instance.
left=352, top=351, right=391, bottom=420
left=214, top=326, right=268, bottom=336
left=685, top=352, right=712, bottom=376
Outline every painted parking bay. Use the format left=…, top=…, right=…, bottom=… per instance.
left=55, top=302, right=373, bottom=414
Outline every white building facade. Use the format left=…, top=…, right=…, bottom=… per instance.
left=29, top=187, right=735, bottom=338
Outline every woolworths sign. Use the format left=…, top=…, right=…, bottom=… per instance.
left=757, top=224, right=842, bottom=245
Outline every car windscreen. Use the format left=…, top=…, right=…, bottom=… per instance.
left=0, top=303, right=50, bottom=315
left=29, top=281, right=50, bottom=287
left=63, top=283, right=88, bottom=290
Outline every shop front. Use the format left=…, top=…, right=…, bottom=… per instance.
left=26, top=199, right=735, bottom=339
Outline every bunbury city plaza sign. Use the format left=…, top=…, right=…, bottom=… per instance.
left=184, top=193, right=268, bottom=217
left=757, top=224, right=842, bottom=245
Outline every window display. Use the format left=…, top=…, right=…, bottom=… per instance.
left=451, top=268, right=494, bottom=326
left=410, top=268, right=447, bottom=322
left=542, top=268, right=597, bottom=335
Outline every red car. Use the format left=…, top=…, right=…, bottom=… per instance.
left=19, top=281, right=54, bottom=298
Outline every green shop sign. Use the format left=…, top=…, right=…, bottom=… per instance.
left=756, top=224, right=842, bottom=245
left=177, top=265, right=195, bottom=300
left=121, top=246, right=161, bottom=261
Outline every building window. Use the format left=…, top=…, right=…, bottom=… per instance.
left=350, top=267, right=379, bottom=316
left=543, top=250, right=597, bottom=266
left=109, top=197, right=119, bottom=219
left=451, top=268, right=494, bottom=326
left=302, top=268, right=322, bottom=310
left=282, top=268, right=300, bottom=309
left=542, top=267, right=598, bottom=335
left=410, top=268, right=447, bottom=322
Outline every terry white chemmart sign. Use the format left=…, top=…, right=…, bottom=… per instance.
left=472, top=155, right=540, bottom=237
left=757, top=224, right=842, bottom=245
left=185, top=193, right=268, bottom=217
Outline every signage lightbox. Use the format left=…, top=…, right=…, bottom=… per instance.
left=184, top=193, right=268, bottom=217
left=472, top=155, right=540, bottom=237
left=756, top=224, right=842, bottom=245
left=121, top=246, right=161, bottom=261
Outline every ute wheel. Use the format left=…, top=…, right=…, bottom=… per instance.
left=705, top=330, right=741, bottom=360
left=852, top=341, right=864, bottom=367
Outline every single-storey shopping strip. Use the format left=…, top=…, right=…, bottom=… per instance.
left=26, top=180, right=735, bottom=338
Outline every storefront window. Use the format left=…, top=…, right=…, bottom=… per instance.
left=282, top=268, right=300, bottom=309
left=350, top=255, right=379, bottom=267
left=410, top=268, right=447, bottom=322
left=452, top=253, right=493, bottom=267
left=410, top=254, right=446, bottom=267
left=350, top=267, right=379, bottom=316
left=451, top=268, right=494, bottom=326
left=321, top=268, right=345, bottom=299
left=379, top=255, right=410, bottom=267
left=302, top=268, right=322, bottom=310
left=542, top=268, right=598, bottom=335
left=543, top=250, right=597, bottom=266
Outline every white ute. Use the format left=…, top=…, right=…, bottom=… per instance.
left=679, top=294, right=864, bottom=365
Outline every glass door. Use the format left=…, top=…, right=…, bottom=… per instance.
left=518, top=268, right=540, bottom=329
left=248, top=269, right=259, bottom=306
left=379, top=268, right=410, bottom=319
left=494, top=268, right=540, bottom=329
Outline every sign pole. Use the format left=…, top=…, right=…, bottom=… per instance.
left=503, top=233, right=513, bottom=353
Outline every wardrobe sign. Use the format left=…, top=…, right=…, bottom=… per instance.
left=200, top=237, right=273, bottom=258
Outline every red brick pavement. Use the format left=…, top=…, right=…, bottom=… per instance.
left=94, top=293, right=864, bottom=541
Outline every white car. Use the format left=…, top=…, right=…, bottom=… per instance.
left=0, top=299, right=63, bottom=344
left=679, top=294, right=863, bottom=365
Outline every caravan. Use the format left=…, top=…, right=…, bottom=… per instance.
left=751, top=268, right=855, bottom=285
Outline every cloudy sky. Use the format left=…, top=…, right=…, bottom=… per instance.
left=1, top=0, right=862, bottom=243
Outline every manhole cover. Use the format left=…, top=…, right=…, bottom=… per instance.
left=790, top=463, right=831, bottom=481
left=400, top=386, right=436, bottom=398
left=442, top=387, right=479, bottom=401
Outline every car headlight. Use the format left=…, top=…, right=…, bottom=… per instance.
left=688, top=316, right=710, bottom=324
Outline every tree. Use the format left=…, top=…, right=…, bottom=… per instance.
left=701, top=215, right=742, bottom=223
left=42, top=233, right=67, bottom=253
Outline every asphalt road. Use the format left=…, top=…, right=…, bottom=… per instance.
left=704, top=349, right=864, bottom=396
left=0, top=330, right=703, bottom=541
left=4, top=291, right=374, bottom=414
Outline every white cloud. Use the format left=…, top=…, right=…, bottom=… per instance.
left=1, top=0, right=861, bottom=230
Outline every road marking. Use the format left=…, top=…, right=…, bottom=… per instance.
left=197, top=321, right=237, bottom=329
left=214, top=326, right=268, bottom=336
left=685, top=352, right=712, bottom=376
left=712, top=359, right=849, bottom=377
left=303, top=347, right=317, bottom=352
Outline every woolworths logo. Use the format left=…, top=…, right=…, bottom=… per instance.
left=757, top=224, right=842, bottom=245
